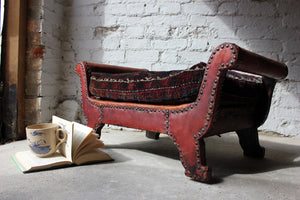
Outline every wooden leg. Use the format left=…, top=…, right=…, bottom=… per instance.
left=175, top=135, right=211, bottom=182
left=236, top=127, right=265, bottom=158
left=95, top=124, right=105, bottom=139
left=145, top=131, right=160, bottom=140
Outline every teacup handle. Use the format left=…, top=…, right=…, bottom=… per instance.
left=54, top=128, right=67, bottom=151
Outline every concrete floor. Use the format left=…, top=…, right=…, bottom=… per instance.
left=1, top=128, right=299, bottom=200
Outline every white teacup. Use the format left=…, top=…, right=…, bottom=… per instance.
left=26, top=123, right=67, bottom=158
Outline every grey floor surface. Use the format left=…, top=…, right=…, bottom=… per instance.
left=1, top=128, right=299, bottom=200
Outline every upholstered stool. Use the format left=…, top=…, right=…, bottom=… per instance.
left=76, top=43, right=288, bottom=182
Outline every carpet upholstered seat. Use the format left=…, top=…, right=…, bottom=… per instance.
left=89, top=62, right=206, bottom=105
left=76, top=43, right=288, bottom=182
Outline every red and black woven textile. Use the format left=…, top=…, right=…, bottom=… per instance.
left=89, top=62, right=206, bottom=105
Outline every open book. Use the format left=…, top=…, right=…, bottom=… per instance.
left=12, top=116, right=112, bottom=173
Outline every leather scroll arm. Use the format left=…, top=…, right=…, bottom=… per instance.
left=232, top=46, right=288, bottom=80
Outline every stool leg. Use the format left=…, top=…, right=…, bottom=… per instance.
left=175, top=135, right=212, bottom=182
left=145, top=131, right=160, bottom=140
left=236, top=127, right=265, bottom=158
left=95, top=124, right=105, bottom=139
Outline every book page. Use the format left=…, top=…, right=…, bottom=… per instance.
left=72, top=122, right=94, bottom=154
left=52, top=116, right=73, bottom=161
left=14, top=151, right=71, bottom=173
left=74, top=149, right=113, bottom=165
left=73, top=133, right=105, bottom=161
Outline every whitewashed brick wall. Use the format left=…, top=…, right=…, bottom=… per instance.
left=40, top=0, right=65, bottom=122
left=41, top=0, right=300, bottom=137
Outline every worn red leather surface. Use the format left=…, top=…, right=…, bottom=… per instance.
left=76, top=42, right=288, bottom=182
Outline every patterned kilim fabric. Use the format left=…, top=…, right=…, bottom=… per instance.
left=89, top=62, right=206, bottom=105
